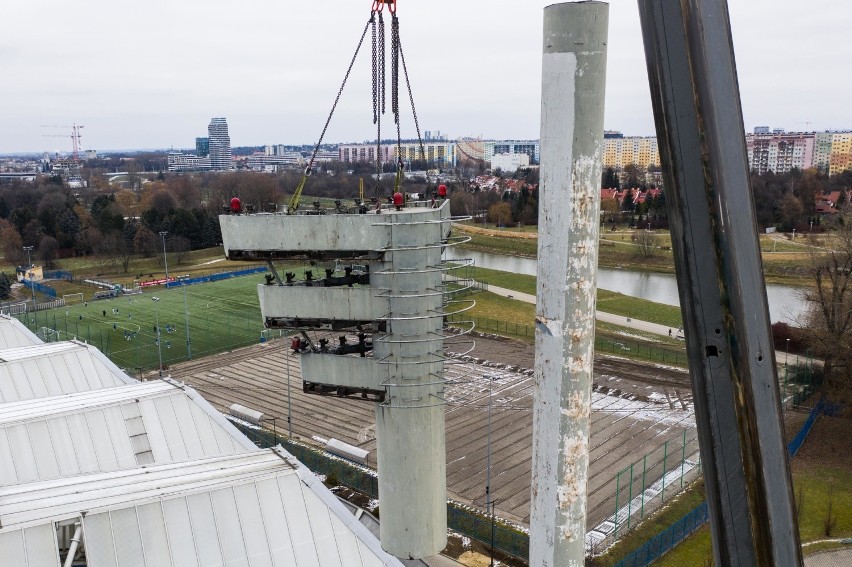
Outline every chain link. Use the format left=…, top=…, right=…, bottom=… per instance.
left=378, top=14, right=386, bottom=116
left=399, top=38, right=426, bottom=163
left=371, top=13, right=377, bottom=124
left=307, top=17, right=372, bottom=172
left=391, top=15, right=400, bottom=125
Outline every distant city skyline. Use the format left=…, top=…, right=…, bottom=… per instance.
left=1, top=0, right=849, bottom=153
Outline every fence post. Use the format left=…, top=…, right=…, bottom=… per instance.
left=681, top=428, right=687, bottom=489
left=641, top=454, right=647, bottom=519
left=627, top=462, right=634, bottom=530
left=661, top=440, right=668, bottom=502
left=614, top=469, right=621, bottom=538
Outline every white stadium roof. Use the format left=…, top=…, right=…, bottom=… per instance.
left=0, top=314, right=41, bottom=349
left=0, top=340, right=136, bottom=403
left=0, top=318, right=403, bottom=566
left=1, top=450, right=395, bottom=567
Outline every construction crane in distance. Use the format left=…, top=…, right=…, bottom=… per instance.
left=40, top=123, right=85, bottom=162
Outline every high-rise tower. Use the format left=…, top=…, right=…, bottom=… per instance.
left=208, top=117, right=231, bottom=171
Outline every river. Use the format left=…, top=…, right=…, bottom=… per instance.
left=444, top=248, right=806, bottom=324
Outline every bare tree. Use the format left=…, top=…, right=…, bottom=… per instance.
left=800, top=211, right=852, bottom=390
left=633, top=229, right=658, bottom=258
left=172, top=236, right=191, bottom=265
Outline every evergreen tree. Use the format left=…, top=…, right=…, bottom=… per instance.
left=0, top=272, right=10, bottom=300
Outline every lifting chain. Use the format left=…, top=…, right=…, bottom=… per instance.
left=399, top=38, right=426, bottom=163
left=293, top=0, right=426, bottom=211
left=289, top=15, right=372, bottom=213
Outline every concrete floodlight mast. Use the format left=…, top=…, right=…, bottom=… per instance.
left=638, top=0, right=802, bottom=565
left=219, top=199, right=475, bottom=559
left=530, top=2, right=609, bottom=566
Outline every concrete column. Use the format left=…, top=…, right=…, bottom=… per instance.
left=374, top=213, right=447, bottom=559
left=531, top=2, right=608, bottom=566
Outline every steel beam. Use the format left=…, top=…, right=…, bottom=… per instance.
left=531, top=2, right=608, bottom=565
left=637, top=1, right=802, bottom=565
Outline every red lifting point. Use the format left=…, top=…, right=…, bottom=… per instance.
left=438, top=184, right=447, bottom=198
left=393, top=191, right=404, bottom=210
left=230, top=197, right=242, bottom=213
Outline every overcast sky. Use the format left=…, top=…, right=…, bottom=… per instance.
left=1, top=0, right=849, bottom=154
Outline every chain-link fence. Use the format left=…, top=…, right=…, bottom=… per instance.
left=779, top=353, right=822, bottom=410
left=585, top=428, right=701, bottom=552
left=612, top=502, right=709, bottom=567
left=447, top=313, right=688, bottom=365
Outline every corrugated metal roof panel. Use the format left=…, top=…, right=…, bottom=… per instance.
left=1, top=450, right=401, bottom=566
left=0, top=340, right=136, bottom=403
left=0, top=450, right=402, bottom=566
left=0, top=381, right=175, bottom=425
left=0, top=381, right=254, bottom=486
left=0, top=315, right=41, bottom=349
left=0, top=337, right=400, bottom=565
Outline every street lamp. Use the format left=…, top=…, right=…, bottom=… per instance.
left=23, top=246, right=35, bottom=311
left=159, top=231, right=169, bottom=283
left=155, top=307, right=164, bottom=378
left=485, top=373, right=495, bottom=567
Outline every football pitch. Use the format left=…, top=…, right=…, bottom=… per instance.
left=14, top=274, right=288, bottom=375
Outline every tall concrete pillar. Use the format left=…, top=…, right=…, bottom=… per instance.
left=374, top=216, right=447, bottom=558
left=531, top=2, right=608, bottom=565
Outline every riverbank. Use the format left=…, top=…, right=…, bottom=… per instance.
left=454, top=223, right=815, bottom=288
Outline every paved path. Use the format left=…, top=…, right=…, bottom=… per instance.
left=484, top=283, right=806, bottom=366
left=804, top=547, right=852, bottom=567
left=486, top=283, right=679, bottom=337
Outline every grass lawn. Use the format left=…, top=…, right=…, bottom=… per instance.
left=593, top=481, right=708, bottom=567
left=654, top=465, right=852, bottom=566
left=459, top=265, right=683, bottom=328
left=13, top=272, right=275, bottom=374
left=464, top=291, right=688, bottom=367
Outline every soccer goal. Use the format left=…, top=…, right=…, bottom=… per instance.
left=36, top=327, right=60, bottom=342
left=63, top=293, right=85, bottom=305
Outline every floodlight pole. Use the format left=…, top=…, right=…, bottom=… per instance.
left=485, top=373, right=494, bottom=567
left=159, top=231, right=169, bottom=283
left=638, top=1, right=802, bottom=564
left=23, top=246, right=36, bottom=311
left=183, top=284, right=192, bottom=360
left=286, top=334, right=292, bottom=438
left=155, top=309, right=164, bottom=378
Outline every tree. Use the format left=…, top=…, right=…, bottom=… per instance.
left=487, top=202, right=512, bottom=226
left=0, top=220, right=24, bottom=265
left=622, top=189, right=635, bottom=213
left=134, top=225, right=159, bottom=257
left=602, top=167, right=620, bottom=189
left=801, top=210, right=852, bottom=392
left=38, top=236, right=59, bottom=269
left=779, top=192, right=804, bottom=230
left=0, top=272, right=11, bottom=300
left=622, top=163, right=644, bottom=189
left=633, top=229, right=658, bottom=258
left=172, top=236, right=191, bottom=264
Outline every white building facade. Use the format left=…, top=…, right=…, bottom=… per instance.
left=208, top=117, right=232, bottom=171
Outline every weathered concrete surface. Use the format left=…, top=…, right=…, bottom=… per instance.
left=532, top=2, right=609, bottom=565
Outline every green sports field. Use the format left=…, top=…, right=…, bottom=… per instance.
left=13, top=273, right=293, bottom=375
